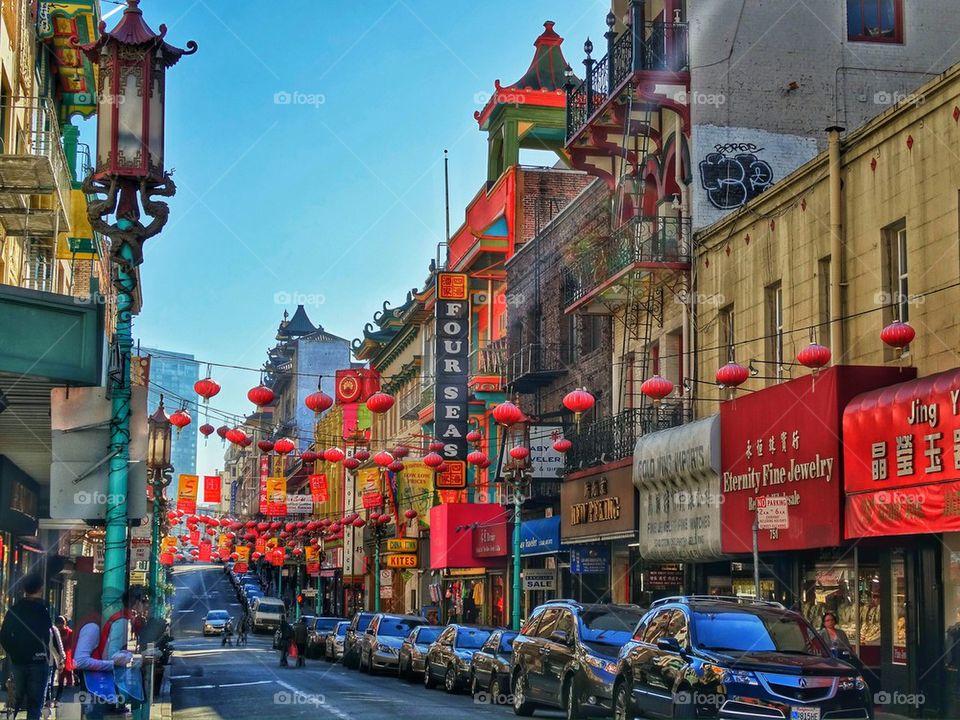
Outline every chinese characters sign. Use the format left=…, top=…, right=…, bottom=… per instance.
left=434, top=272, right=470, bottom=464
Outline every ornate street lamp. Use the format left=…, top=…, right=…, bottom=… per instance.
left=147, top=396, right=173, bottom=619
left=79, top=0, right=196, bottom=621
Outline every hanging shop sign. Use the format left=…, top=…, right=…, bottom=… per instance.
left=305, top=545, right=320, bottom=576
left=523, top=570, right=557, bottom=591
left=634, top=415, right=724, bottom=562
left=473, top=520, right=508, bottom=557
left=386, top=538, right=418, bottom=553
left=720, top=365, right=910, bottom=553
left=309, top=474, right=328, bottom=504
left=646, top=564, right=684, bottom=589
left=286, top=494, right=314, bottom=515
left=335, top=369, right=380, bottom=404
left=520, top=516, right=565, bottom=556
left=844, top=368, right=960, bottom=537
left=386, top=553, right=418, bottom=569
left=265, top=476, right=287, bottom=516
left=436, top=460, right=467, bottom=489
left=561, top=466, right=636, bottom=543
left=203, top=475, right=221, bottom=504
left=529, top=426, right=565, bottom=479
left=177, top=474, right=199, bottom=514
left=259, top=456, right=269, bottom=514
left=198, top=541, right=211, bottom=562
left=570, top=545, right=609, bottom=575
left=434, top=272, right=470, bottom=464
left=400, top=461, right=434, bottom=528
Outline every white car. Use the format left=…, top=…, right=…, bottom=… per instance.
left=251, top=597, right=285, bottom=633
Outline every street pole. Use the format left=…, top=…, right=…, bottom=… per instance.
left=374, top=533, right=381, bottom=613
left=512, top=485, right=522, bottom=630
left=752, top=516, right=760, bottom=598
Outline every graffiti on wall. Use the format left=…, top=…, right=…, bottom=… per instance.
left=698, top=143, right=774, bottom=210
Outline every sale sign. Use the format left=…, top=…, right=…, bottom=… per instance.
left=266, top=477, right=287, bottom=516
left=203, top=476, right=221, bottom=504
left=177, top=474, right=199, bottom=514
left=309, top=474, right=328, bottom=503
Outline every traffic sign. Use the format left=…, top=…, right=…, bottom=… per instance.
left=385, top=554, right=418, bottom=568
left=386, top=538, right=417, bottom=553
left=756, top=496, right=789, bottom=530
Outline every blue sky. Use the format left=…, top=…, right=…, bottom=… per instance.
left=95, top=1, right=608, bottom=474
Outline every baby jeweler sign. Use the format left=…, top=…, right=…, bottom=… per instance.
left=719, top=366, right=908, bottom=553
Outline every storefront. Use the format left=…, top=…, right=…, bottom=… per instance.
left=520, top=515, right=567, bottom=612
left=634, top=415, right=727, bottom=600
left=561, top=465, right=638, bottom=605
left=0, top=456, right=42, bottom=621
left=843, top=368, right=960, bottom=717
left=430, top=503, right=508, bottom=626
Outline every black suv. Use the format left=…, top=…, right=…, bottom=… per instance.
left=612, top=596, right=872, bottom=720
left=511, top=600, right=646, bottom=718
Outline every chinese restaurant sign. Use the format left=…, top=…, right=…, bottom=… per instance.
left=844, top=368, right=960, bottom=538
left=720, top=366, right=910, bottom=553
left=434, top=272, right=470, bottom=465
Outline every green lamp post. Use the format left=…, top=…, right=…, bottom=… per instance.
left=146, top=396, right=173, bottom=619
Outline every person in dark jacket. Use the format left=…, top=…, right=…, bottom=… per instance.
left=0, top=574, right=51, bottom=720
left=278, top=616, right=293, bottom=667
left=293, top=618, right=308, bottom=667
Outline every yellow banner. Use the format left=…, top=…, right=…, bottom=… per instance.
left=177, top=475, right=199, bottom=513
left=305, top=545, right=318, bottom=563
left=218, top=533, right=230, bottom=549
left=399, top=461, right=434, bottom=528
left=357, top=467, right=380, bottom=494
left=266, top=476, right=287, bottom=514
left=161, top=536, right=177, bottom=551
left=235, top=546, right=250, bottom=563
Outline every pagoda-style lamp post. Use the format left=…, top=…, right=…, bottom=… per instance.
left=146, top=396, right=173, bottom=619
left=79, top=0, right=196, bottom=620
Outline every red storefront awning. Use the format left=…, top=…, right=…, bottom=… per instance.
left=430, top=503, right=508, bottom=570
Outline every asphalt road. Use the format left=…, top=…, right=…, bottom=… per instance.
left=168, top=565, right=564, bottom=720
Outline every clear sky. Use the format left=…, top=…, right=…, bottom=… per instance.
left=100, top=1, right=608, bottom=476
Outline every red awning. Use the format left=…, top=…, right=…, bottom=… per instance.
left=429, top=503, right=508, bottom=570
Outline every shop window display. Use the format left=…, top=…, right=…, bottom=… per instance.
left=801, top=561, right=881, bottom=667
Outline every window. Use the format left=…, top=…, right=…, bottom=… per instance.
left=718, top=304, right=734, bottom=362
left=667, top=609, right=689, bottom=647
left=555, top=610, right=575, bottom=639
left=847, top=0, right=903, bottom=43
left=581, top=315, right=603, bottom=355
left=765, top=283, right=784, bottom=381
left=883, top=223, right=909, bottom=324
left=818, top=256, right=832, bottom=349
left=536, top=608, right=561, bottom=638
left=562, top=313, right=578, bottom=363
left=641, top=609, right=673, bottom=645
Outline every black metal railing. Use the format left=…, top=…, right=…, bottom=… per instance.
left=566, top=22, right=689, bottom=140
left=564, top=216, right=692, bottom=307
left=399, top=379, right=434, bottom=420
left=506, top=343, right=572, bottom=389
left=565, top=401, right=690, bottom=470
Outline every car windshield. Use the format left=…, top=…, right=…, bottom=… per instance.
left=380, top=619, right=421, bottom=637
left=315, top=618, right=339, bottom=631
left=206, top=611, right=228, bottom=620
left=693, top=611, right=829, bottom=656
left=499, top=632, right=517, bottom=653
left=416, top=627, right=441, bottom=644
left=258, top=602, right=283, bottom=613
left=336, top=623, right=348, bottom=636
left=357, top=615, right=374, bottom=631
left=456, top=628, right=492, bottom=649
left=580, top=607, right=645, bottom=645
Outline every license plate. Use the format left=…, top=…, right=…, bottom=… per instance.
left=790, top=707, right=821, bottom=720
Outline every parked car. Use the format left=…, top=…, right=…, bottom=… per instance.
left=342, top=612, right=376, bottom=669
left=325, top=621, right=349, bottom=661
left=308, top=617, right=343, bottom=659
left=201, top=609, right=231, bottom=636
left=611, top=596, right=871, bottom=720
left=510, top=599, right=646, bottom=718
left=274, top=615, right=316, bottom=650
left=251, top=597, right=286, bottom=633
left=423, top=624, right=496, bottom=693
left=357, top=614, right=427, bottom=674
left=469, top=629, right=517, bottom=700
left=398, top=625, right=443, bottom=681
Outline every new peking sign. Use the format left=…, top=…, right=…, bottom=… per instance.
left=434, top=272, right=470, bottom=485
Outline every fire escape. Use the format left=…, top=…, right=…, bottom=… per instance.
left=563, top=1, right=691, bottom=471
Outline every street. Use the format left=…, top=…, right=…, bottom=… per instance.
left=168, top=565, right=560, bottom=720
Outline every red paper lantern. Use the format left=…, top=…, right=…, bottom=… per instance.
left=247, top=384, right=275, bottom=407
left=437, top=461, right=450, bottom=473
left=252, top=551, right=262, bottom=561
left=304, top=390, right=333, bottom=414
left=797, top=343, right=831, bottom=370
left=354, top=448, right=370, bottom=462
left=641, top=375, right=674, bottom=401
left=716, top=362, right=750, bottom=388
left=373, top=451, right=394, bottom=468
left=344, top=513, right=358, bottom=523
left=388, top=460, right=405, bottom=473
left=404, top=509, right=418, bottom=520
left=205, top=528, right=216, bottom=536
left=343, top=457, right=360, bottom=470
left=365, top=391, right=395, bottom=414
left=881, top=321, right=915, bottom=349
left=553, top=437, right=573, bottom=454
left=510, top=446, right=530, bottom=460
left=492, top=401, right=523, bottom=427
left=216, top=425, right=229, bottom=440
left=323, top=447, right=345, bottom=463
left=563, top=388, right=596, bottom=415
left=159, top=552, right=174, bottom=566
left=194, top=377, right=221, bottom=403
left=301, top=450, right=319, bottom=463
left=274, top=438, right=296, bottom=455
left=292, top=547, right=303, bottom=556
left=466, top=429, right=482, bottom=444
left=351, top=517, right=366, bottom=528
left=423, top=452, right=444, bottom=468
left=329, top=523, right=341, bottom=533
left=199, top=423, right=215, bottom=438
left=378, top=514, right=392, bottom=525
left=270, top=521, right=282, bottom=530
left=169, top=408, right=191, bottom=434
left=428, top=440, right=445, bottom=453
left=467, top=450, right=487, bottom=466
left=392, top=446, right=409, bottom=458
left=239, top=436, right=253, bottom=448
left=257, top=440, right=274, bottom=453
left=225, top=427, right=247, bottom=445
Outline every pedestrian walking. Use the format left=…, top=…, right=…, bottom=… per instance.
left=0, top=574, right=52, bottom=720
left=278, top=615, right=293, bottom=667
left=293, top=617, right=308, bottom=667
left=54, top=616, right=76, bottom=699
left=46, top=622, right=65, bottom=709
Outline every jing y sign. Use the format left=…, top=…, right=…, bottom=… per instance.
left=435, top=272, right=470, bottom=464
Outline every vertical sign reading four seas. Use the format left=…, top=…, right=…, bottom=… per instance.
left=434, top=272, right=469, bottom=488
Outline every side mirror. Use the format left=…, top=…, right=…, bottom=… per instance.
left=831, top=647, right=853, bottom=662
left=656, top=636, right=683, bottom=654
left=365, top=628, right=374, bottom=635
left=550, top=630, right=572, bottom=646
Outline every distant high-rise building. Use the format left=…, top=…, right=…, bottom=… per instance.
left=139, top=347, right=200, bottom=499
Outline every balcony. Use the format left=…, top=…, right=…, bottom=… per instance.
left=0, top=98, right=72, bottom=239
left=566, top=21, right=689, bottom=142
left=399, top=379, right=435, bottom=421
left=565, top=401, right=689, bottom=471
left=564, top=215, right=691, bottom=312
left=469, top=338, right=509, bottom=393
left=506, top=343, right=572, bottom=393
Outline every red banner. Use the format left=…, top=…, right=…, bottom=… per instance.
left=177, top=474, right=199, bottom=514
left=204, top=476, right=221, bottom=503
left=259, top=456, right=269, bottom=514
left=218, top=546, right=230, bottom=560
left=233, top=563, right=249, bottom=573
left=473, top=521, right=508, bottom=557
left=255, top=536, right=266, bottom=554
left=189, top=529, right=200, bottom=547
left=309, top=474, right=328, bottom=503
left=270, top=548, right=285, bottom=566
left=198, top=541, right=211, bottom=561
left=846, top=479, right=960, bottom=537
left=720, top=366, right=907, bottom=553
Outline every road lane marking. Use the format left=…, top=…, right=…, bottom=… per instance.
left=179, top=684, right=215, bottom=689
left=219, top=680, right=274, bottom=688
left=275, top=680, right=351, bottom=720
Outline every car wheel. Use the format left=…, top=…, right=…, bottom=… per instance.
left=490, top=676, right=504, bottom=705
left=672, top=688, right=697, bottom=720
left=444, top=665, right=459, bottom=694
left=423, top=662, right=436, bottom=689
left=613, top=680, right=632, bottom=720
left=564, top=675, right=582, bottom=720
left=469, top=672, right=479, bottom=696
left=512, top=672, right=534, bottom=716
